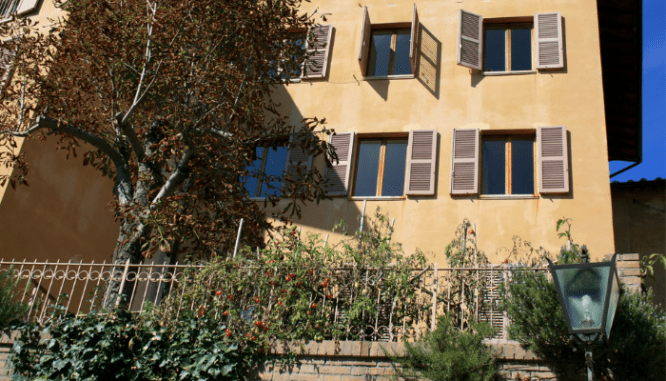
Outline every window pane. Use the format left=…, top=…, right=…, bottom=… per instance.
left=511, top=139, right=534, bottom=194
left=482, top=140, right=506, bottom=195
left=244, top=147, right=264, bottom=197
left=367, top=31, right=392, bottom=76
left=288, top=37, right=305, bottom=78
left=484, top=28, right=506, bottom=72
left=260, top=146, right=289, bottom=197
left=393, top=31, right=413, bottom=75
left=382, top=140, right=407, bottom=196
left=511, top=26, right=532, bottom=71
left=354, top=141, right=381, bottom=197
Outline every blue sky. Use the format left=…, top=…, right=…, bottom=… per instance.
left=608, top=0, right=666, bottom=182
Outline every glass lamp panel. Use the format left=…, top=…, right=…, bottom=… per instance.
left=555, top=266, right=610, bottom=332
left=605, top=269, right=620, bottom=338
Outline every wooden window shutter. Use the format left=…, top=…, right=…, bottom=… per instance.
left=324, top=132, right=355, bottom=196
left=450, top=129, right=479, bottom=195
left=302, top=24, right=332, bottom=79
left=283, top=134, right=314, bottom=193
left=16, top=0, right=40, bottom=16
left=405, top=130, right=437, bottom=196
left=0, top=39, right=17, bottom=93
left=537, top=126, right=569, bottom=193
left=409, top=3, right=419, bottom=74
left=457, top=9, right=483, bottom=70
left=535, top=13, right=564, bottom=69
left=358, top=6, right=372, bottom=76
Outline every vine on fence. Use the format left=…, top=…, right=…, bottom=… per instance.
left=154, top=209, right=427, bottom=343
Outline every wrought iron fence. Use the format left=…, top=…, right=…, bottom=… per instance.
left=0, top=259, right=548, bottom=341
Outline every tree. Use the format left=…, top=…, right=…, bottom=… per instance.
left=0, top=0, right=332, bottom=305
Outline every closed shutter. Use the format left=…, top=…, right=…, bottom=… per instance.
left=324, top=132, right=355, bottom=196
left=535, top=13, right=564, bottom=69
left=358, top=6, right=372, bottom=76
left=537, top=126, right=569, bottom=193
left=405, top=130, right=437, bottom=196
left=0, top=39, right=16, bottom=93
left=283, top=134, right=314, bottom=193
left=410, top=3, right=419, bottom=74
left=302, top=24, right=332, bottom=79
left=450, top=129, right=479, bottom=195
left=457, top=9, right=483, bottom=70
left=16, top=0, right=39, bottom=16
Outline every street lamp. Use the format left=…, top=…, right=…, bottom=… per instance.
left=546, top=250, right=621, bottom=381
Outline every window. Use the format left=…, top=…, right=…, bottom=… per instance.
left=358, top=5, right=419, bottom=77
left=366, top=29, right=412, bottom=77
left=325, top=130, right=437, bottom=197
left=243, top=144, right=289, bottom=198
left=353, top=138, right=408, bottom=197
left=0, top=0, right=39, bottom=19
left=484, top=23, right=532, bottom=72
left=272, top=24, right=333, bottom=81
left=450, top=127, right=569, bottom=195
left=457, top=10, right=564, bottom=71
left=0, top=38, right=17, bottom=93
left=481, top=135, right=535, bottom=195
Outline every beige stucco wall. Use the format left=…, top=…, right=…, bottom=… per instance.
left=267, top=0, right=616, bottom=263
left=0, top=0, right=616, bottom=265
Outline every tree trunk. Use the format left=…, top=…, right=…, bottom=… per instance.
left=102, top=218, right=149, bottom=310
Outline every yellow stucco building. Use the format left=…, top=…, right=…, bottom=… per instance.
left=0, top=0, right=642, bottom=265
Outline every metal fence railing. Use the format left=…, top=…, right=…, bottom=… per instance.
left=0, top=259, right=549, bottom=341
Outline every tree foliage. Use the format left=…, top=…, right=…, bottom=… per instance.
left=0, top=0, right=333, bottom=270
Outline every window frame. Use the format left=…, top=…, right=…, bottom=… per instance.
left=482, top=18, right=534, bottom=74
left=365, top=25, right=413, bottom=78
left=0, top=0, right=39, bottom=21
left=244, top=140, right=290, bottom=199
left=351, top=132, right=409, bottom=199
left=480, top=132, right=537, bottom=197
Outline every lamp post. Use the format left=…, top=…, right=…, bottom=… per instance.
left=546, top=250, right=621, bottom=381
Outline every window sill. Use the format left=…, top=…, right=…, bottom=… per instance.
left=350, top=196, right=406, bottom=201
left=479, top=194, right=539, bottom=200
left=482, top=70, right=536, bottom=76
left=363, top=74, right=414, bottom=81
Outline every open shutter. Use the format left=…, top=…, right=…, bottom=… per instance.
left=535, top=13, right=564, bottom=69
left=324, top=132, right=355, bottom=196
left=450, top=129, right=479, bottom=195
left=358, top=6, right=372, bottom=76
left=409, top=3, right=419, bottom=73
left=16, top=0, right=39, bottom=15
left=405, top=130, right=437, bottom=196
left=457, top=9, right=483, bottom=70
left=283, top=134, right=314, bottom=193
left=302, top=24, right=332, bottom=79
left=537, top=126, right=569, bottom=193
left=0, top=39, right=17, bottom=93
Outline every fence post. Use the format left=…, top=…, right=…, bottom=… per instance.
left=233, top=218, right=244, bottom=258
left=431, top=263, right=438, bottom=331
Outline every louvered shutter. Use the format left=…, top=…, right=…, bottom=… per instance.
left=457, top=9, right=483, bottom=70
left=302, top=24, right=332, bottom=79
left=409, top=3, right=419, bottom=73
left=324, top=132, right=355, bottom=196
left=358, top=6, right=372, bottom=76
left=16, top=0, right=39, bottom=15
left=283, top=134, right=314, bottom=193
left=450, top=129, right=479, bottom=195
left=535, top=13, right=564, bottom=69
left=0, top=39, right=16, bottom=93
left=405, top=130, right=437, bottom=196
left=537, top=126, right=569, bottom=193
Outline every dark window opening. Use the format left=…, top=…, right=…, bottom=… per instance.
left=367, top=29, right=413, bottom=76
left=244, top=144, right=289, bottom=197
left=482, top=135, right=534, bottom=195
left=484, top=23, right=532, bottom=72
left=354, top=139, right=408, bottom=197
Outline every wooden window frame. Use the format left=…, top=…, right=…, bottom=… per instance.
left=366, top=27, right=412, bottom=77
left=483, top=19, right=534, bottom=73
left=246, top=140, right=290, bottom=198
left=480, top=132, right=536, bottom=195
left=353, top=134, right=408, bottom=198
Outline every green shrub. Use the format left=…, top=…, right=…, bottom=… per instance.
left=0, top=267, right=29, bottom=330
left=393, top=315, right=497, bottom=381
left=500, top=253, right=666, bottom=380
left=11, top=308, right=258, bottom=381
